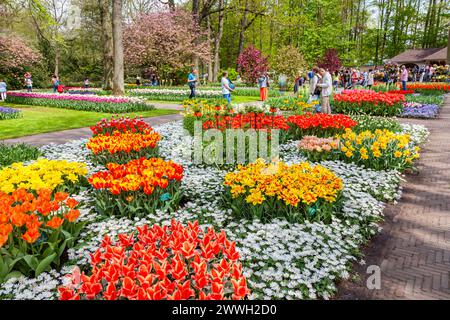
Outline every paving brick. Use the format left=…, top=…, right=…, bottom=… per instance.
left=337, top=95, right=450, bottom=300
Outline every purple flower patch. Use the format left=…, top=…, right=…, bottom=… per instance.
left=402, top=103, right=439, bottom=119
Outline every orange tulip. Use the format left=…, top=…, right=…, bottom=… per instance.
left=46, top=216, right=64, bottom=229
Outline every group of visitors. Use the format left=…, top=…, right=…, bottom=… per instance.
left=136, top=74, right=159, bottom=86
left=188, top=68, right=235, bottom=104
left=308, top=67, right=333, bottom=114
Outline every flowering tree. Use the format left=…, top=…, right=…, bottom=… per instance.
left=271, top=45, right=307, bottom=84
left=0, top=35, right=42, bottom=88
left=317, top=49, right=342, bottom=73
left=236, top=45, right=269, bottom=85
left=123, top=10, right=210, bottom=84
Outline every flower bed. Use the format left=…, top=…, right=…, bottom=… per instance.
left=89, top=157, right=183, bottom=218
left=337, top=129, right=420, bottom=171
left=0, top=118, right=430, bottom=300
left=263, top=96, right=316, bottom=112
left=0, top=106, right=21, bottom=120
left=406, top=83, right=450, bottom=95
left=86, top=129, right=161, bottom=165
left=287, top=113, right=357, bottom=139
left=0, top=189, right=84, bottom=281
left=0, top=143, right=42, bottom=168
left=59, top=220, right=249, bottom=300
left=387, top=90, right=415, bottom=95
left=5, top=92, right=153, bottom=113
left=223, top=159, right=343, bottom=223
left=0, top=159, right=88, bottom=194
left=298, top=136, right=340, bottom=162
left=90, top=116, right=151, bottom=136
left=402, top=103, right=439, bottom=119
left=333, top=90, right=405, bottom=116
left=128, top=88, right=223, bottom=101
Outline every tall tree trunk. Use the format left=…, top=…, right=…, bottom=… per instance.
left=100, top=0, right=113, bottom=90
left=206, top=14, right=213, bottom=82
left=112, top=0, right=124, bottom=96
left=236, top=0, right=249, bottom=68
left=213, top=0, right=224, bottom=82
left=192, top=0, right=200, bottom=70
left=54, top=45, right=60, bottom=77
left=447, top=27, right=450, bottom=64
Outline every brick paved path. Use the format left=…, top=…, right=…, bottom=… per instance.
left=338, top=95, right=450, bottom=300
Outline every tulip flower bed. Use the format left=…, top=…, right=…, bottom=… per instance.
left=0, top=106, right=22, bottom=120
left=86, top=129, right=161, bottom=165
left=406, top=83, right=450, bottom=95
left=0, top=116, right=431, bottom=300
left=297, top=129, right=421, bottom=172
left=90, top=116, right=154, bottom=136
left=128, top=87, right=282, bottom=99
left=88, top=158, right=184, bottom=218
left=298, top=136, right=341, bottom=162
left=0, top=189, right=85, bottom=282
left=59, top=220, right=249, bottom=300
left=223, top=160, right=343, bottom=223
left=128, top=88, right=223, bottom=101
left=402, top=103, right=440, bottom=119
left=5, top=92, right=153, bottom=113
left=0, top=159, right=88, bottom=194
left=333, top=90, right=405, bottom=116
left=287, top=113, right=357, bottom=139
left=0, top=143, right=42, bottom=168
left=263, top=96, right=317, bottom=112
left=387, top=90, right=415, bottom=95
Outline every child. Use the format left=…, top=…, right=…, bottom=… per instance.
left=25, top=76, right=33, bottom=92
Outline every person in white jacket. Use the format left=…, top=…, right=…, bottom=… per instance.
left=316, top=68, right=333, bottom=114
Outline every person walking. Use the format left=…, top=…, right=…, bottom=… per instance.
left=400, top=65, right=409, bottom=91
left=83, top=78, right=90, bottom=88
left=0, top=80, right=7, bottom=101
left=309, top=67, right=320, bottom=102
left=187, top=68, right=198, bottom=99
left=136, top=76, right=141, bottom=86
left=367, top=69, right=374, bottom=89
left=221, top=71, right=233, bottom=104
left=316, top=68, right=333, bottom=114
left=333, top=71, right=340, bottom=91
left=51, top=75, right=59, bottom=93
left=25, top=76, right=33, bottom=92
left=343, top=70, right=351, bottom=89
left=258, top=72, right=269, bottom=101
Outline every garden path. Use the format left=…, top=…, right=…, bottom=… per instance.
left=2, top=113, right=183, bottom=146
left=338, top=95, right=450, bottom=300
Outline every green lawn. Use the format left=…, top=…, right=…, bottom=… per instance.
left=0, top=104, right=179, bottom=140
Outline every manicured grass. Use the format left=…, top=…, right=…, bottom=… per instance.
left=0, top=103, right=179, bottom=140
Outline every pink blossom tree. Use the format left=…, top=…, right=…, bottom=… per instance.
left=317, top=49, right=342, bottom=73
left=123, top=10, right=210, bottom=84
left=0, top=35, right=42, bottom=89
left=236, top=45, right=269, bottom=85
